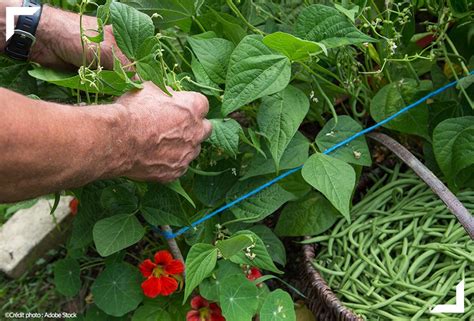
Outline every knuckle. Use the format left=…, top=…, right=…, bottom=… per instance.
left=194, top=93, right=209, bottom=111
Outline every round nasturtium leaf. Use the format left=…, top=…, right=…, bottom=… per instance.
left=260, top=289, right=296, bottom=321
left=54, top=258, right=81, bottom=297
left=219, top=275, right=259, bottom=321
left=91, top=263, right=144, bottom=317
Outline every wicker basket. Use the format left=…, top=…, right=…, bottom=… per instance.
left=301, top=241, right=362, bottom=321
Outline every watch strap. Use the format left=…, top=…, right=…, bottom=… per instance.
left=5, top=0, right=42, bottom=60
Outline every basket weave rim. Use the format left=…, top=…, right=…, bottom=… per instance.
left=302, top=237, right=363, bottom=321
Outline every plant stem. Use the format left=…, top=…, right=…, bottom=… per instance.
left=161, top=225, right=185, bottom=263
left=226, top=0, right=264, bottom=35
left=314, top=79, right=338, bottom=124
left=193, top=16, right=206, bottom=33
left=442, top=45, right=474, bottom=108
left=368, top=132, right=474, bottom=239
left=444, top=34, right=470, bottom=75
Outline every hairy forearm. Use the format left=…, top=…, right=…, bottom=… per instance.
left=0, top=88, right=131, bottom=202
left=1, top=0, right=125, bottom=69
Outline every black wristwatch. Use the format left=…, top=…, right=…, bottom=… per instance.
left=5, top=0, right=43, bottom=60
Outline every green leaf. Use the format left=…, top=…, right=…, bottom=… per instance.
left=219, top=275, right=259, bottom=321
left=184, top=243, right=218, bottom=303
left=260, top=289, right=296, bottom=321
left=433, top=116, right=474, bottom=189
left=193, top=164, right=238, bottom=207
left=230, top=231, right=282, bottom=274
left=258, top=85, right=309, bottom=170
left=69, top=180, right=128, bottom=250
left=140, top=184, right=189, bottom=226
left=122, top=0, right=195, bottom=32
left=93, top=214, right=145, bottom=257
left=100, top=183, right=138, bottom=215
left=275, top=192, right=339, bottom=237
left=370, top=79, right=432, bottom=139
left=184, top=211, right=217, bottom=246
left=49, top=193, right=60, bottom=215
left=222, top=35, right=291, bottom=115
left=295, top=4, right=375, bottom=48
left=200, top=260, right=244, bottom=302
left=227, top=177, right=295, bottom=222
left=28, top=67, right=132, bottom=96
left=315, top=116, right=371, bottom=166
left=448, top=0, right=469, bottom=17
left=200, top=10, right=247, bottom=45
left=263, top=32, right=326, bottom=61
left=110, top=2, right=154, bottom=60
left=165, top=180, right=196, bottom=208
left=190, top=56, right=221, bottom=96
left=132, top=304, right=171, bottom=321
left=85, top=304, right=126, bottom=321
left=216, top=234, right=254, bottom=259
left=277, top=171, right=311, bottom=199
left=188, top=36, right=235, bottom=84
left=135, top=36, right=169, bottom=94
left=302, top=154, right=355, bottom=221
left=113, top=55, right=143, bottom=90
left=249, top=225, right=286, bottom=266
left=54, top=258, right=81, bottom=297
left=452, top=128, right=474, bottom=187
left=334, top=3, right=360, bottom=22
left=91, top=263, right=143, bottom=317
left=207, top=119, right=242, bottom=157
left=243, top=132, right=309, bottom=179
left=0, top=56, right=36, bottom=94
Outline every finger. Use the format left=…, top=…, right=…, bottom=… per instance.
left=201, top=119, right=213, bottom=141
left=193, top=93, right=209, bottom=118
left=191, top=145, right=202, bottom=160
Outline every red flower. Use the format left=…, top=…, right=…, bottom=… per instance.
left=69, top=198, right=79, bottom=216
left=243, top=266, right=263, bottom=287
left=246, top=267, right=262, bottom=281
left=186, top=295, right=225, bottom=321
left=138, top=250, right=184, bottom=298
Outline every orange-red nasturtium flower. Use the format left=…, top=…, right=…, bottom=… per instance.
left=246, top=266, right=262, bottom=281
left=69, top=198, right=79, bottom=216
left=243, top=265, right=263, bottom=287
left=138, top=250, right=184, bottom=298
left=186, top=295, right=225, bottom=321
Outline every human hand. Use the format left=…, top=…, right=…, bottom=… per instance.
left=31, top=5, right=129, bottom=70
left=114, top=82, right=212, bottom=182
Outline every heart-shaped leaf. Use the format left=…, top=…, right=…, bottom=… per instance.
left=93, top=214, right=145, bottom=257
left=110, top=2, right=154, bottom=60
left=188, top=36, right=235, bottom=84
left=222, top=35, right=291, bottom=115
left=257, top=86, right=309, bottom=170
left=275, top=192, right=340, bottom=236
left=184, top=243, right=218, bottom=302
left=295, top=4, right=375, bottom=48
left=208, top=119, right=242, bottom=158
left=302, top=153, right=355, bottom=222
left=316, top=115, right=371, bottom=166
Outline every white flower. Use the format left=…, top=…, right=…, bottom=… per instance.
left=388, top=40, right=397, bottom=54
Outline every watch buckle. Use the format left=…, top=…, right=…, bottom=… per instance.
left=13, top=29, right=36, bottom=44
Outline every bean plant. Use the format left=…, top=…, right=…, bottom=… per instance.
left=1, top=0, right=472, bottom=320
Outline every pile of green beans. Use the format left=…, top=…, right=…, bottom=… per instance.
left=307, top=169, right=474, bottom=320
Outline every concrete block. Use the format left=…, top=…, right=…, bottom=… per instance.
left=0, top=197, right=74, bottom=278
